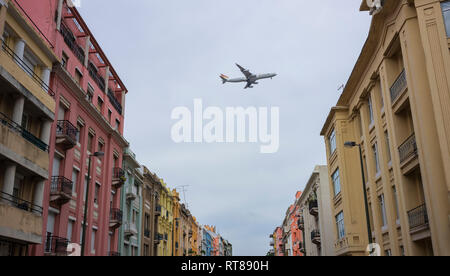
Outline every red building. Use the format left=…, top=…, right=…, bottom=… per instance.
left=13, top=0, right=129, bottom=256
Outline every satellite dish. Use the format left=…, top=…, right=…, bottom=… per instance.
left=366, top=0, right=384, bottom=15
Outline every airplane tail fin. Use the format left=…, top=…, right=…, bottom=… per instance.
left=220, top=74, right=229, bottom=84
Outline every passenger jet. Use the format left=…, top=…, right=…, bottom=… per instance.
left=220, top=64, right=277, bottom=89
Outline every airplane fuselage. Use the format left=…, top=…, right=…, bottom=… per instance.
left=226, top=73, right=277, bottom=83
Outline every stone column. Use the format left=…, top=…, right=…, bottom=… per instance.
left=33, top=180, right=45, bottom=213
left=12, top=95, right=24, bottom=125
left=2, top=164, right=16, bottom=201
left=40, top=120, right=52, bottom=145
left=14, top=38, right=25, bottom=60
left=56, top=0, right=64, bottom=31
left=84, top=36, right=90, bottom=67
left=41, top=67, right=51, bottom=91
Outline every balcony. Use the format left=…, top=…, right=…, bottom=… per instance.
left=390, top=69, right=407, bottom=104
left=123, top=222, right=138, bottom=238
left=154, top=233, right=163, bottom=244
left=298, top=217, right=305, bottom=230
left=407, top=204, right=430, bottom=241
left=0, top=111, right=49, bottom=152
left=144, top=229, right=150, bottom=238
left=270, top=241, right=274, bottom=247
left=112, top=168, right=125, bottom=189
left=126, top=190, right=136, bottom=202
left=398, top=134, right=419, bottom=174
left=155, top=205, right=162, bottom=216
left=299, top=242, right=305, bottom=254
left=50, top=176, right=73, bottom=205
left=88, top=62, right=106, bottom=92
left=108, top=88, right=123, bottom=115
left=0, top=39, right=55, bottom=98
left=189, top=230, right=193, bottom=238
left=60, top=24, right=85, bottom=65
left=109, top=208, right=123, bottom=230
left=311, top=230, right=321, bottom=245
left=108, top=251, right=120, bottom=256
left=55, top=120, right=78, bottom=150
left=309, top=200, right=319, bottom=216
left=44, top=233, right=69, bottom=256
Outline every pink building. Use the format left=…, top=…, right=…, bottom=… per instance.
left=274, top=227, right=284, bottom=256
left=13, top=0, right=129, bottom=256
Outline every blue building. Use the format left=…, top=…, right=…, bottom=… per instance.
left=118, top=148, right=143, bottom=256
left=201, top=228, right=213, bottom=256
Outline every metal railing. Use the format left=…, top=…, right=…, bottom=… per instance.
left=112, top=167, right=125, bottom=179
left=311, top=230, right=321, bottom=241
left=44, top=233, right=68, bottom=254
left=1, top=40, right=55, bottom=98
left=107, top=89, right=122, bottom=115
left=50, top=176, right=73, bottom=196
left=390, top=69, right=407, bottom=103
left=407, top=204, right=429, bottom=229
left=108, top=251, right=120, bottom=256
left=56, top=120, right=78, bottom=142
left=155, top=205, right=162, bottom=214
left=0, top=191, right=43, bottom=214
left=144, top=229, right=150, bottom=238
left=398, top=134, right=417, bottom=164
left=110, top=208, right=123, bottom=222
left=0, top=111, right=49, bottom=152
left=60, top=24, right=85, bottom=65
left=88, top=62, right=106, bottom=92
left=309, top=200, right=318, bottom=215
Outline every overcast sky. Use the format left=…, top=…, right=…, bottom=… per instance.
left=78, top=0, right=372, bottom=256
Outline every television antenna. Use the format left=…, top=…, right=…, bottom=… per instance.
left=175, top=185, right=190, bottom=208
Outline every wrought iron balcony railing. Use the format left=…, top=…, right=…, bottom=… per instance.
left=88, top=62, right=106, bottom=92
left=407, top=204, right=429, bottom=230
left=44, top=233, right=68, bottom=255
left=1, top=39, right=55, bottom=97
left=0, top=191, right=43, bottom=214
left=155, top=205, right=162, bottom=216
left=0, top=111, right=49, bottom=152
left=60, top=24, right=85, bottom=65
left=50, top=176, right=73, bottom=196
left=56, top=120, right=78, bottom=145
left=107, top=89, right=122, bottom=115
left=311, top=230, right=321, bottom=245
left=144, top=229, right=150, bottom=238
left=309, top=200, right=319, bottom=216
left=398, top=134, right=418, bottom=164
left=110, top=208, right=123, bottom=222
left=108, top=251, right=120, bottom=256
left=113, top=167, right=125, bottom=179
left=390, top=69, right=407, bottom=103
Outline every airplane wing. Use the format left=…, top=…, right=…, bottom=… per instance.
left=236, top=63, right=253, bottom=79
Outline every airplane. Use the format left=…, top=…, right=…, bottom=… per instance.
left=220, top=64, right=277, bottom=89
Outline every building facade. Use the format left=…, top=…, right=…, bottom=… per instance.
left=156, top=180, right=173, bottom=256
left=0, top=0, right=57, bottom=256
left=118, top=148, right=142, bottom=256
left=12, top=0, right=129, bottom=256
left=321, top=0, right=450, bottom=256
left=295, top=166, right=334, bottom=256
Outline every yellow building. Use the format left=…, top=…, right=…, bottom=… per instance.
left=172, top=189, right=181, bottom=256
left=321, top=0, right=450, bottom=256
left=0, top=0, right=58, bottom=256
left=189, top=216, right=199, bottom=256
left=156, top=179, right=173, bottom=256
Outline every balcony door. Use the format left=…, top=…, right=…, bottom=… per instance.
left=52, top=155, right=62, bottom=177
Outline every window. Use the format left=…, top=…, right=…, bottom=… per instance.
left=87, top=133, right=93, bottom=153
left=94, top=183, right=100, bottom=205
left=368, top=96, right=374, bottom=125
left=91, top=229, right=96, bottom=254
left=84, top=176, right=88, bottom=202
left=393, top=187, right=400, bottom=221
left=86, top=84, right=94, bottom=103
left=385, top=131, right=391, bottom=163
left=385, top=249, right=392, bottom=256
left=332, top=169, right=341, bottom=196
left=115, top=119, right=120, bottom=131
left=75, top=123, right=83, bottom=144
left=379, top=80, right=384, bottom=109
left=98, top=141, right=104, bottom=153
left=442, top=2, right=450, bottom=37
left=71, top=169, right=79, bottom=196
left=329, top=129, right=337, bottom=155
left=108, top=109, right=112, bottom=123
left=379, top=194, right=387, bottom=227
left=97, top=96, right=103, bottom=112
left=23, top=50, right=36, bottom=77
left=62, top=52, right=68, bottom=69
left=358, top=114, right=363, bottom=137
left=373, top=143, right=380, bottom=174
left=400, top=246, right=405, bottom=256
left=75, top=68, right=83, bottom=85
left=67, top=220, right=74, bottom=243
left=336, top=211, right=345, bottom=239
